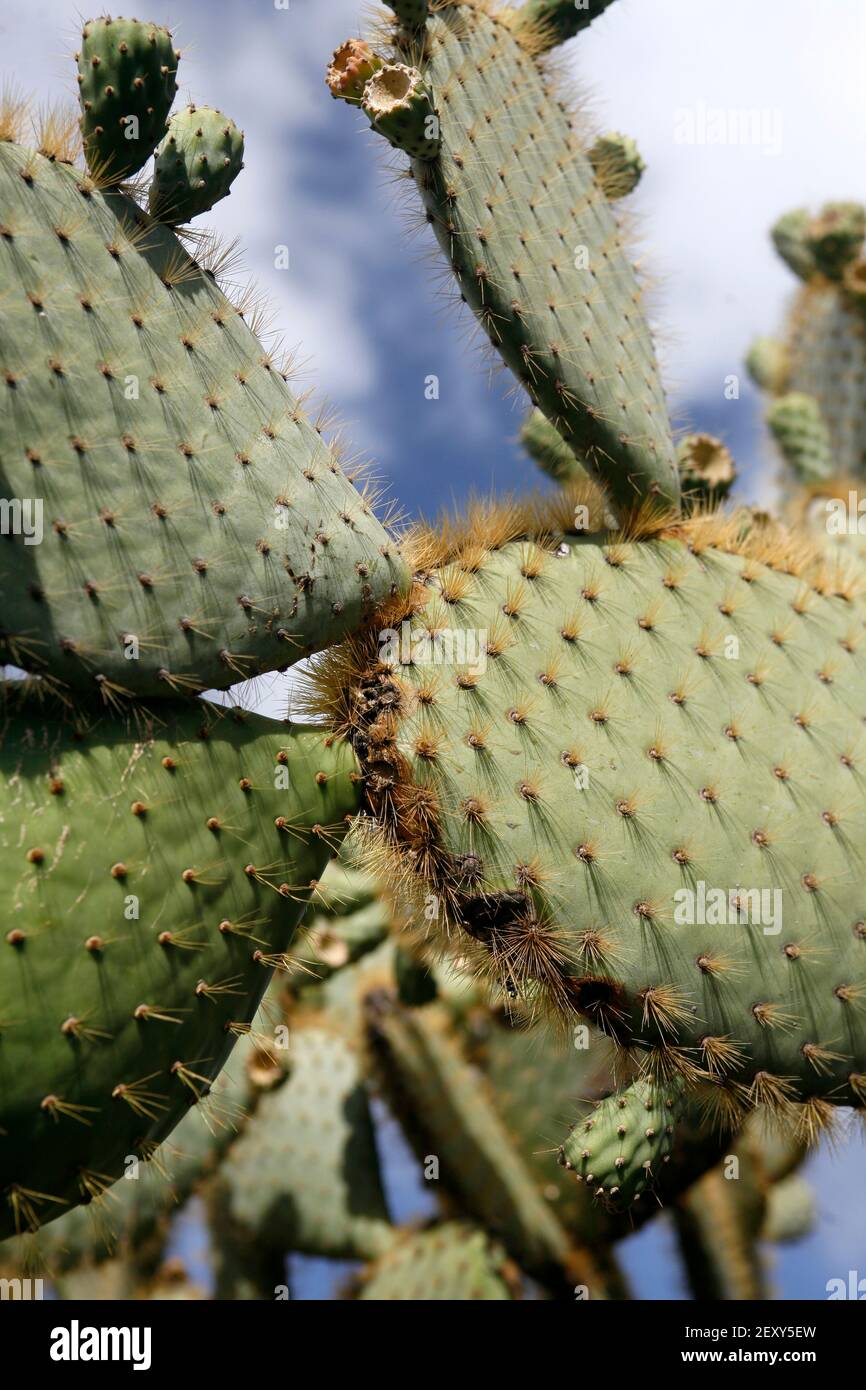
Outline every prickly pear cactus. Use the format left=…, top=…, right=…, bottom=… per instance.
left=561, top=1079, right=685, bottom=1206
left=0, top=39, right=408, bottom=700
left=332, top=0, right=679, bottom=512
left=316, top=495, right=866, bottom=1144
left=0, top=692, right=359, bottom=1239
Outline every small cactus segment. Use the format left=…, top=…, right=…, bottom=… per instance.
left=77, top=15, right=178, bottom=177
left=770, top=208, right=816, bottom=282
left=561, top=1080, right=684, bottom=1208
left=745, top=336, right=790, bottom=394
left=213, top=1020, right=392, bottom=1261
left=149, top=104, right=244, bottom=224
left=356, top=1222, right=515, bottom=1301
left=0, top=140, right=408, bottom=696
left=677, top=433, right=736, bottom=508
left=329, top=497, right=866, bottom=1122
left=511, top=0, right=619, bottom=51
left=521, top=409, right=589, bottom=485
left=337, top=2, right=679, bottom=512
left=362, top=65, right=440, bottom=161
left=767, top=393, right=833, bottom=482
left=587, top=131, right=645, bottom=201
left=0, top=693, right=360, bottom=1240
left=384, top=0, right=430, bottom=29
left=326, top=40, right=383, bottom=102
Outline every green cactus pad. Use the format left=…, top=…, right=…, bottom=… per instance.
left=149, top=104, right=245, bottom=225
left=673, top=1159, right=768, bottom=1300
left=587, top=131, right=645, bottom=201
left=2, top=1027, right=266, bottom=1272
left=783, top=285, right=866, bottom=478
left=0, top=140, right=408, bottom=696
left=213, top=1019, right=392, bottom=1260
left=560, top=1079, right=684, bottom=1206
left=771, top=208, right=816, bottom=282
left=77, top=16, right=179, bottom=178
left=347, top=1, right=679, bottom=512
left=750, top=207, right=866, bottom=483
left=767, top=393, right=833, bottom=482
left=330, top=500, right=866, bottom=1123
left=521, top=409, right=588, bottom=485
left=362, top=65, right=440, bottom=161
left=745, top=336, right=790, bottom=395
left=356, top=1221, right=515, bottom=1300
left=0, top=692, right=360, bottom=1239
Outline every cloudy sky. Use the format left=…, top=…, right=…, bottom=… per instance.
left=6, top=0, right=866, bottom=1297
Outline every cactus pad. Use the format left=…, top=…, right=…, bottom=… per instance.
left=338, top=0, right=678, bottom=511
left=76, top=15, right=179, bottom=178
left=320, top=496, right=866, bottom=1129
left=213, top=1019, right=392, bottom=1260
left=560, top=1078, right=683, bottom=1206
left=149, top=104, right=245, bottom=225
left=0, top=140, right=408, bottom=696
left=0, top=692, right=359, bottom=1239
left=356, top=1221, right=515, bottom=1300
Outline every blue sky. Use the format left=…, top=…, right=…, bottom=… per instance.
left=7, top=0, right=866, bottom=1298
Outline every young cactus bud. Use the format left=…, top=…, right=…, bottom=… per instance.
left=77, top=15, right=179, bottom=177
left=676, top=433, right=736, bottom=508
left=805, top=201, right=866, bottom=281
left=385, top=0, right=429, bottom=28
left=149, top=103, right=244, bottom=224
left=745, top=335, right=791, bottom=394
left=326, top=40, right=383, bottom=103
left=362, top=65, right=440, bottom=161
left=770, top=208, right=817, bottom=281
left=560, top=1080, right=686, bottom=1210
left=767, top=392, right=833, bottom=482
left=587, top=131, right=645, bottom=200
